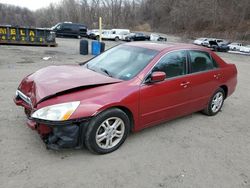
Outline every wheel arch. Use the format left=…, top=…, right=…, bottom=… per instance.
left=116, top=106, right=134, bottom=132
left=94, top=105, right=135, bottom=132
left=220, top=85, right=228, bottom=98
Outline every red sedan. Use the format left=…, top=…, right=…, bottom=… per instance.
left=14, top=42, right=237, bottom=154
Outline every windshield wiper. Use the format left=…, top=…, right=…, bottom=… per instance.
left=86, top=64, right=113, bottom=77
left=86, top=64, right=97, bottom=72
left=100, top=68, right=113, bottom=77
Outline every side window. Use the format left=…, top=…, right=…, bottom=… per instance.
left=62, top=24, right=69, bottom=30
left=153, top=51, right=187, bottom=78
left=72, top=24, right=79, bottom=30
left=189, top=51, right=217, bottom=73
left=56, top=24, right=62, bottom=30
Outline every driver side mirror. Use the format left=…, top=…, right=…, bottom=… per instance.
left=149, top=71, right=166, bottom=83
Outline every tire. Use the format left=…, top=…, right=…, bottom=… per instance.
left=202, top=88, right=225, bottom=116
left=85, top=108, right=130, bottom=154
left=115, top=37, right=119, bottom=42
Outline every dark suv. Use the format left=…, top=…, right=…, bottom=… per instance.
left=52, top=22, right=88, bottom=38
left=125, top=33, right=150, bottom=42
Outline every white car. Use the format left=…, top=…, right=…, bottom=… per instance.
left=102, top=29, right=130, bottom=41
left=193, top=38, right=208, bottom=45
left=202, top=38, right=225, bottom=47
left=228, top=43, right=243, bottom=51
left=88, top=29, right=109, bottom=40
left=239, top=45, right=250, bottom=53
left=150, top=33, right=167, bottom=41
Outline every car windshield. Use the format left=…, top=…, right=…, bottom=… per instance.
left=51, top=23, right=60, bottom=30
left=84, top=45, right=158, bottom=80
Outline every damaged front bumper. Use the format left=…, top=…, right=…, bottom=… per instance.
left=14, top=91, right=91, bottom=150
left=27, top=117, right=91, bottom=150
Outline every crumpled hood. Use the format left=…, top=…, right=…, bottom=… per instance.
left=18, top=65, right=121, bottom=105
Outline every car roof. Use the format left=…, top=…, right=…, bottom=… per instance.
left=125, top=42, right=210, bottom=52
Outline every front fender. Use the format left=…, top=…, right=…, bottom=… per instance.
left=69, top=93, right=140, bottom=131
left=36, top=79, right=141, bottom=131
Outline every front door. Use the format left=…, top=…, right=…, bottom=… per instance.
left=139, top=50, right=194, bottom=128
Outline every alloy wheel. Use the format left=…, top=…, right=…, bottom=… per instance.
left=211, top=92, right=224, bottom=113
left=95, top=117, right=125, bottom=149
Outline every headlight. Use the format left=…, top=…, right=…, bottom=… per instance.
left=31, top=101, right=80, bottom=121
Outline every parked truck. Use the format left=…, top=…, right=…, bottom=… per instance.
left=102, top=29, right=130, bottom=41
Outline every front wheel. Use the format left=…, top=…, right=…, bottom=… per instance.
left=85, top=108, right=130, bottom=154
left=202, top=88, right=225, bottom=116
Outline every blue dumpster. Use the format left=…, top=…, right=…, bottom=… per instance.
left=92, top=41, right=101, bottom=55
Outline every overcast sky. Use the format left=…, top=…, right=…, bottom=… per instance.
left=0, top=0, right=63, bottom=10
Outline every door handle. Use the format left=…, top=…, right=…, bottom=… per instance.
left=180, top=81, right=190, bottom=88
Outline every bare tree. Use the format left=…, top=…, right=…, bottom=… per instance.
left=0, top=0, right=249, bottom=41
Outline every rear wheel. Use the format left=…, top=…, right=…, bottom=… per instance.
left=115, top=37, right=119, bottom=41
left=85, top=108, right=130, bottom=154
left=202, top=88, right=225, bottom=116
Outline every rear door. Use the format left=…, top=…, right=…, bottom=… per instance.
left=79, top=25, right=87, bottom=36
left=185, top=50, right=222, bottom=112
left=139, top=50, right=194, bottom=128
left=72, top=24, right=79, bottom=36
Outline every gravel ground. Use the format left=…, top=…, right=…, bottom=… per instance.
left=0, top=37, right=250, bottom=188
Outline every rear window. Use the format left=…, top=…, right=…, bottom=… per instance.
left=189, top=51, right=218, bottom=73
